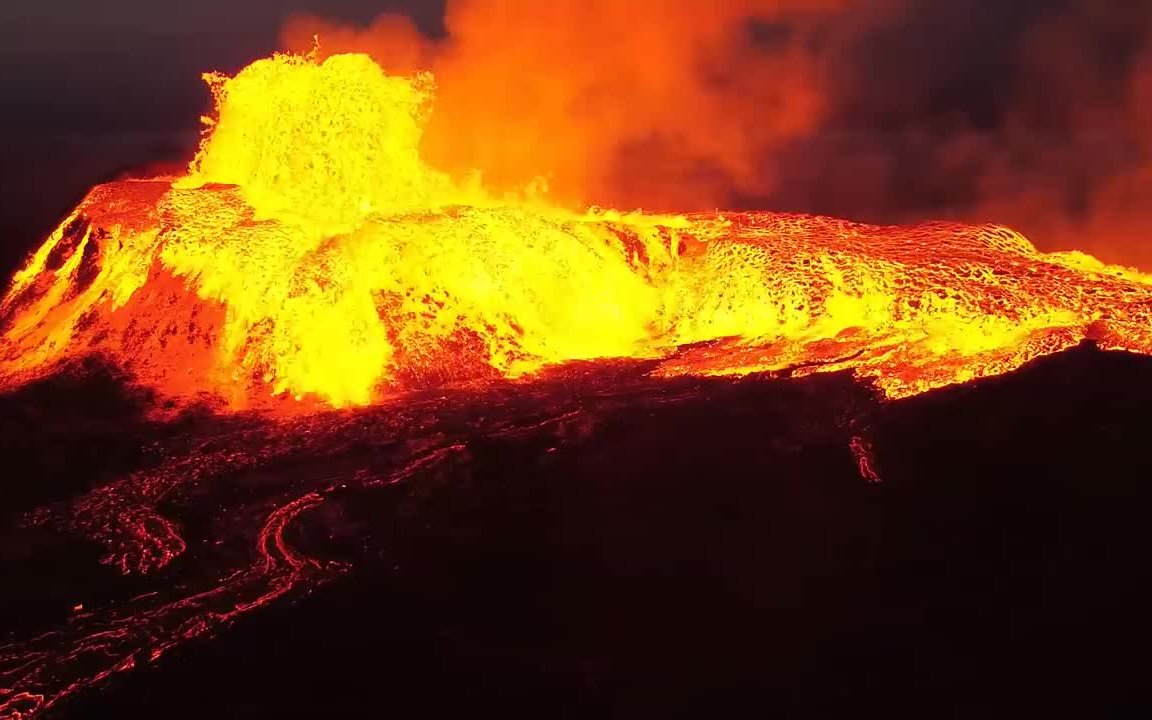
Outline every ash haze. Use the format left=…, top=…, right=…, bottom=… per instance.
left=1, top=0, right=1151, bottom=276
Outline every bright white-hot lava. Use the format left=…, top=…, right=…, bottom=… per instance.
left=3, top=51, right=1152, bottom=412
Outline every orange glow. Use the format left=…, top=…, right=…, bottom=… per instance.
left=3, top=51, right=1152, bottom=411
left=281, top=0, right=846, bottom=210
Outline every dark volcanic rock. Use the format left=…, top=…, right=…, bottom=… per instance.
left=1, top=345, right=1150, bottom=718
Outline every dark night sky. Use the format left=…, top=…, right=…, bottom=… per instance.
left=0, top=1, right=445, bottom=123
left=0, top=0, right=1147, bottom=276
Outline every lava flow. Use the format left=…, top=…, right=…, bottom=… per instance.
left=3, top=50, right=1152, bottom=411
left=7, top=48, right=1152, bottom=720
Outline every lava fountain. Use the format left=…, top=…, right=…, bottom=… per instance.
left=3, top=51, right=1152, bottom=412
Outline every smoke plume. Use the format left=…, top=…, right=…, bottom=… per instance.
left=282, top=0, right=1152, bottom=267
left=283, top=0, right=853, bottom=210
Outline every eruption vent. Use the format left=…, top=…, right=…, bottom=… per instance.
left=3, top=51, right=1152, bottom=410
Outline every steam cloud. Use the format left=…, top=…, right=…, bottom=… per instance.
left=282, top=0, right=1152, bottom=267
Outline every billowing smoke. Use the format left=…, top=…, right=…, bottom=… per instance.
left=770, top=0, right=1152, bottom=268
left=282, top=0, right=854, bottom=210
left=282, top=0, right=1152, bottom=267
left=964, top=1, right=1152, bottom=268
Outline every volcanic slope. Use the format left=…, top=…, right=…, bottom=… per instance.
left=1, top=346, right=1150, bottom=717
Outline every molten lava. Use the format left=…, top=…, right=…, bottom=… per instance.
left=3, top=51, right=1152, bottom=410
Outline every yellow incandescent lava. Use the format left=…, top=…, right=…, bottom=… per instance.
left=2, top=51, right=1152, bottom=411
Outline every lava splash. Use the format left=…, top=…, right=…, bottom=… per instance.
left=3, top=51, right=1152, bottom=410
